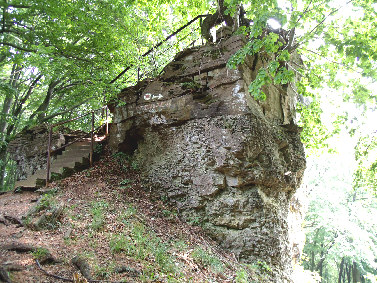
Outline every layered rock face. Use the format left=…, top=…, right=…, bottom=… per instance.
left=109, top=35, right=306, bottom=281
left=8, top=124, right=65, bottom=180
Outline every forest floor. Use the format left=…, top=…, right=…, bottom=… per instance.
left=0, top=145, right=262, bottom=283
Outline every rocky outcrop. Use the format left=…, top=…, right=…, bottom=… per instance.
left=109, top=35, right=306, bottom=282
left=7, top=124, right=65, bottom=181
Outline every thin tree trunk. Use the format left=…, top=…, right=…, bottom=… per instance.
left=0, top=148, right=7, bottom=188
left=310, top=230, right=319, bottom=272
left=0, top=64, right=21, bottom=187
left=346, top=263, right=351, bottom=283
left=7, top=74, right=43, bottom=136
left=310, top=250, right=315, bottom=272
left=318, top=244, right=324, bottom=277
left=0, top=64, right=20, bottom=135
left=338, top=257, right=345, bottom=283
left=29, top=79, right=61, bottom=122
left=352, top=262, right=361, bottom=283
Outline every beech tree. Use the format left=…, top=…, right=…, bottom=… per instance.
left=0, top=0, right=206, bottom=188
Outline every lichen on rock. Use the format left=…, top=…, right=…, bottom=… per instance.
left=109, top=35, right=306, bottom=282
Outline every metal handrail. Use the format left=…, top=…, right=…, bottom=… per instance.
left=46, top=105, right=109, bottom=185
left=109, top=14, right=207, bottom=84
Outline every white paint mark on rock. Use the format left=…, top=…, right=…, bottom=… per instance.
left=150, top=115, right=167, bottom=125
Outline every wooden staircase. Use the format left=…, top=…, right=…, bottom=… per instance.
left=14, top=139, right=97, bottom=189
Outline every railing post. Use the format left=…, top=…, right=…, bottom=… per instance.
left=90, top=111, right=94, bottom=167
left=46, top=125, right=53, bottom=186
left=200, top=17, right=203, bottom=45
left=105, top=106, right=109, bottom=136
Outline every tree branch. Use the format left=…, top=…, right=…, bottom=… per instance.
left=291, top=0, right=353, bottom=51
left=13, top=74, right=42, bottom=115
left=0, top=27, right=24, bottom=35
left=2, top=3, right=31, bottom=9
left=303, top=48, right=368, bottom=77
left=40, top=97, right=94, bottom=123
left=35, top=259, right=125, bottom=283
left=293, top=0, right=313, bottom=26
left=29, top=79, right=61, bottom=121
left=286, top=27, right=295, bottom=52
left=0, top=41, right=36, bottom=52
left=2, top=1, right=7, bottom=33
left=55, top=81, right=81, bottom=93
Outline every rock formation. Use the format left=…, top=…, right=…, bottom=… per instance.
left=109, top=35, right=306, bottom=282
left=8, top=124, right=65, bottom=181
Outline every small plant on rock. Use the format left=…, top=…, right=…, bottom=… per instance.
left=31, top=247, right=50, bottom=260
left=187, top=215, right=201, bottom=226
left=36, top=189, right=58, bottom=212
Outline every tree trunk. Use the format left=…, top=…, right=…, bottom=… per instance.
left=338, top=257, right=345, bottom=283
left=0, top=64, right=20, bottom=136
left=29, top=79, right=61, bottom=122
left=317, top=244, right=324, bottom=277
left=310, top=250, right=315, bottom=272
left=352, top=262, right=361, bottom=283
left=0, top=64, right=21, bottom=188
left=7, top=74, right=43, bottom=136
left=346, top=263, right=351, bottom=283
left=318, top=259, right=323, bottom=278
left=310, top=230, right=319, bottom=272
left=0, top=148, right=7, bottom=189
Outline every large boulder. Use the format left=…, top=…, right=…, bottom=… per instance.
left=109, top=35, right=306, bottom=282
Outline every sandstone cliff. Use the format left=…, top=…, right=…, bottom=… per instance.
left=109, top=35, right=306, bottom=282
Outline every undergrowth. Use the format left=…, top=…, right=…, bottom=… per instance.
left=109, top=221, right=179, bottom=279
left=89, top=200, right=109, bottom=231
left=191, top=247, right=224, bottom=274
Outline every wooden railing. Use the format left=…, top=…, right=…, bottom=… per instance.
left=46, top=106, right=109, bottom=185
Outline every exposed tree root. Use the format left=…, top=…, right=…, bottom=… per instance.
left=71, top=256, right=92, bottom=281
left=1, top=242, right=58, bottom=264
left=35, top=260, right=127, bottom=283
left=3, top=215, right=23, bottom=226
left=35, top=260, right=73, bottom=282
left=114, top=266, right=141, bottom=277
left=1, top=264, right=25, bottom=272
left=1, top=242, right=36, bottom=253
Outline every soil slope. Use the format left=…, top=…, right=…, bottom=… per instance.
left=0, top=146, right=270, bottom=283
